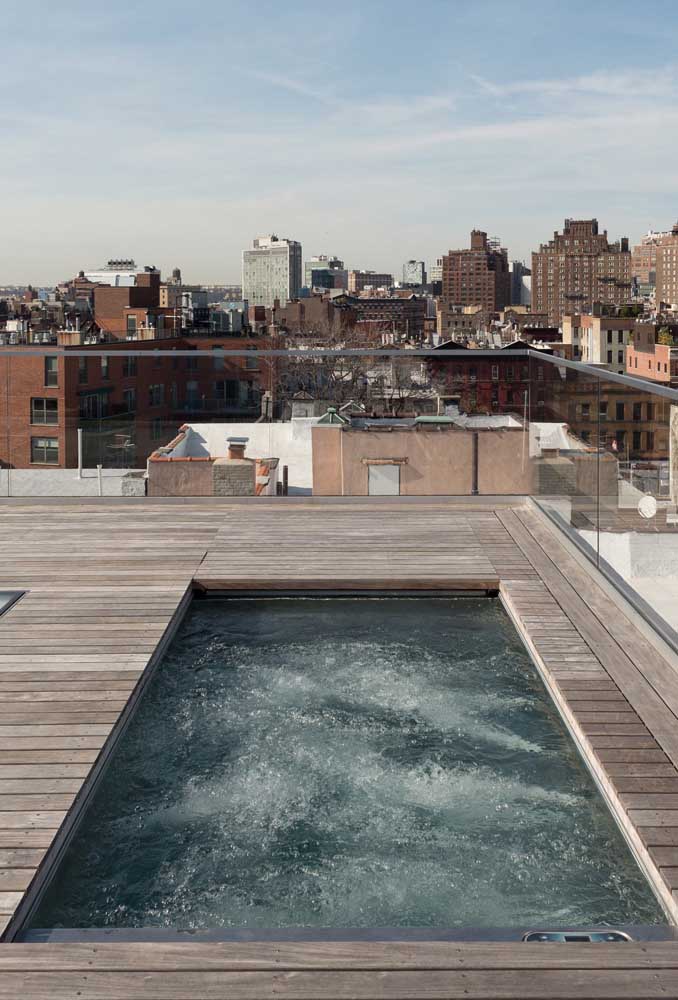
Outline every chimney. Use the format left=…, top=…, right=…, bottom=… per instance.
left=227, top=436, right=248, bottom=460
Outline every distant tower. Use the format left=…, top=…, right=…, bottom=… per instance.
left=171, top=267, right=182, bottom=285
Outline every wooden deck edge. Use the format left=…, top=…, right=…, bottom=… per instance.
left=193, top=577, right=501, bottom=592
left=0, top=584, right=196, bottom=943
left=500, top=583, right=678, bottom=927
left=0, top=939, right=678, bottom=970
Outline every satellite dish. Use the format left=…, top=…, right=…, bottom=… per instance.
left=638, top=495, right=657, bottom=519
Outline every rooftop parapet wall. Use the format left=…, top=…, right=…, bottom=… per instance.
left=311, top=424, right=593, bottom=497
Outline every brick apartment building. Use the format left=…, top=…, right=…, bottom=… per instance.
left=441, top=231, right=510, bottom=312
left=532, top=219, right=632, bottom=326
left=352, top=294, right=427, bottom=343
left=548, top=369, right=667, bottom=461
left=626, top=323, right=678, bottom=383
left=439, top=231, right=510, bottom=339
left=263, top=292, right=427, bottom=344
left=631, top=229, right=677, bottom=289
left=0, top=335, right=273, bottom=471
left=655, top=223, right=678, bottom=308
left=427, top=344, right=557, bottom=416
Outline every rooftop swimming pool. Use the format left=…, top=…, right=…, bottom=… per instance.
left=31, top=598, right=664, bottom=933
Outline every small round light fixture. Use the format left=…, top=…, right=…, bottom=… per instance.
left=638, top=495, right=658, bottom=519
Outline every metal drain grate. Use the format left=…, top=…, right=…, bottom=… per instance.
left=523, top=930, right=632, bottom=943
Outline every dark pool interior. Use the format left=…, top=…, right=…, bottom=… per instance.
left=31, top=597, right=665, bottom=931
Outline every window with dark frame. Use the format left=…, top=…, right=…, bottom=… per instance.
left=31, top=398, right=58, bottom=425
left=31, top=436, right=59, bottom=464
left=44, top=356, right=58, bottom=387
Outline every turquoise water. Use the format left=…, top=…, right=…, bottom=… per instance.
left=33, top=598, right=664, bottom=930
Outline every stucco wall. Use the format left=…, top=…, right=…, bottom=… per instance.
left=147, top=459, right=213, bottom=497
left=477, top=430, right=535, bottom=494
left=312, top=426, right=541, bottom=497
left=312, top=427, right=477, bottom=496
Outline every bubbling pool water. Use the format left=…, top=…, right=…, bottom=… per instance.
left=33, top=598, right=664, bottom=930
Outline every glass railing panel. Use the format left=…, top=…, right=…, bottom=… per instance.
left=588, top=371, right=677, bottom=638
left=528, top=354, right=601, bottom=562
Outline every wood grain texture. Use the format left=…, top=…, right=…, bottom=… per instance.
left=1, top=496, right=678, bottom=998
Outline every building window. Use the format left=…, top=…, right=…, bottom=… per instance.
left=599, top=401, right=608, bottom=420
left=80, top=393, right=108, bottom=420
left=126, top=316, right=137, bottom=336
left=101, top=356, right=109, bottom=380
left=647, top=402, right=654, bottom=420
left=44, top=356, right=58, bottom=387
left=633, top=431, right=642, bottom=451
left=78, top=357, right=88, bottom=384
left=616, top=402, right=625, bottom=421
left=123, top=388, right=136, bottom=412
left=506, top=366, right=514, bottom=380
left=607, top=331, right=612, bottom=344
left=647, top=431, right=655, bottom=450
left=633, top=402, right=642, bottom=421
left=153, top=350, right=162, bottom=368
left=151, top=419, right=164, bottom=440
left=491, top=365, right=499, bottom=380
left=581, top=430, right=590, bottom=442
left=618, top=350, right=624, bottom=364
left=607, top=350, right=613, bottom=364
left=31, top=399, right=59, bottom=424
left=581, top=403, right=590, bottom=419
left=149, top=384, right=164, bottom=407
left=31, top=398, right=58, bottom=425
left=31, top=436, right=59, bottom=464
left=123, top=357, right=137, bottom=378
left=618, top=331, right=624, bottom=343
left=186, top=356, right=198, bottom=371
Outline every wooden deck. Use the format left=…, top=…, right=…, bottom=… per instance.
left=2, top=496, right=678, bottom=998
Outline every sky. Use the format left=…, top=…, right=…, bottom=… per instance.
left=2, top=0, right=678, bottom=285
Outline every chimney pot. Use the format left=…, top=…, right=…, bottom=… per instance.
left=227, top=436, right=248, bottom=460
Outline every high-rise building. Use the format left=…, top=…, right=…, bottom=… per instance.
left=303, top=255, right=347, bottom=290
left=631, top=229, right=676, bottom=287
left=429, top=260, right=443, bottom=283
left=655, top=223, right=678, bottom=308
left=509, top=261, right=531, bottom=306
left=440, top=230, right=510, bottom=312
left=402, top=260, right=426, bottom=286
left=531, top=219, right=632, bottom=326
left=242, top=235, right=302, bottom=308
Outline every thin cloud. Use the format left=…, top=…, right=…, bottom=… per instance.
left=242, top=69, right=341, bottom=107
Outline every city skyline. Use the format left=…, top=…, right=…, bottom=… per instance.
left=2, top=0, right=678, bottom=284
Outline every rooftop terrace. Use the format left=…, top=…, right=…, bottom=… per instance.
left=2, top=495, right=678, bottom=996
